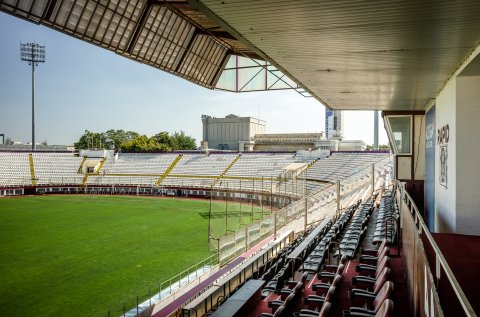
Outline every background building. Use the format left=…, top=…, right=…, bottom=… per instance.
left=325, top=109, right=344, bottom=140
left=201, top=114, right=265, bottom=151
left=253, top=133, right=323, bottom=151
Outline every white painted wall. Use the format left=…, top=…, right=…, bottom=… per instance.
left=456, top=75, right=480, bottom=235
left=434, top=78, right=456, bottom=233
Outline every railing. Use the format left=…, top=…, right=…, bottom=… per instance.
left=216, top=155, right=394, bottom=266
left=182, top=231, right=293, bottom=317
left=106, top=254, right=218, bottom=317
left=396, top=182, right=476, bottom=317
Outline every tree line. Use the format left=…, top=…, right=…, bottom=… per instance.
left=74, top=129, right=197, bottom=152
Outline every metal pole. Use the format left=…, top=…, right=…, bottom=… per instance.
left=31, top=45, right=35, bottom=151
left=274, top=211, right=277, bottom=240
left=374, top=111, right=379, bottom=150
left=225, top=183, right=228, bottom=234
left=371, top=163, right=375, bottom=195
left=208, top=189, right=212, bottom=242
left=20, top=43, right=45, bottom=151
left=239, top=179, right=242, bottom=223
left=261, top=177, right=264, bottom=217
left=251, top=179, right=254, bottom=221
left=336, top=180, right=341, bottom=217
left=270, top=176, right=273, bottom=214
left=304, top=197, right=308, bottom=231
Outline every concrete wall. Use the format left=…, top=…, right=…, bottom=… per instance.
left=254, top=143, right=314, bottom=151
left=456, top=75, right=480, bottom=235
left=202, top=116, right=265, bottom=150
left=431, top=46, right=480, bottom=234
left=434, top=78, right=457, bottom=233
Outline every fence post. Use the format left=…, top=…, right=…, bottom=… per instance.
left=245, top=227, right=248, bottom=252
left=304, top=197, right=308, bottom=231
left=136, top=296, right=139, bottom=314
left=371, top=163, right=375, bottom=195
left=336, top=180, right=341, bottom=217
left=274, top=212, right=277, bottom=240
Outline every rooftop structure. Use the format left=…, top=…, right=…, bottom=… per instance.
left=201, top=114, right=265, bottom=151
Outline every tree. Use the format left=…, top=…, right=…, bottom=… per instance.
left=5, top=137, right=14, bottom=145
left=152, top=131, right=176, bottom=149
left=104, top=129, right=139, bottom=150
left=121, top=135, right=171, bottom=152
left=172, top=131, right=196, bottom=150
left=74, top=129, right=196, bottom=152
left=366, top=144, right=391, bottom=151
left=74, top=130, right=107, bottom=149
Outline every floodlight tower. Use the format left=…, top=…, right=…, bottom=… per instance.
left=20, top=42, right=46, bottom=151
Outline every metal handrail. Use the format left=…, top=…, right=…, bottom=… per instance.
left=396, top=182, right=476, bottom=317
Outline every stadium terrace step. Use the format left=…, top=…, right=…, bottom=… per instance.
left=212, top=154, right=241, bottom=187
left=28, top=153, right=36, bottom=186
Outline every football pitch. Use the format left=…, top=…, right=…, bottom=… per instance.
left=0, top=195, right=268, bottom=317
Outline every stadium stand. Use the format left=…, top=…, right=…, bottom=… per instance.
left=0, top=152, right=31, bottom=186
left=304, top=153, right=389, bottom=183
left=182, top=191, right=404, bottom=317
left=32, top=153, right=84, bottom=185
left=0, top=151, right=391, bottom=196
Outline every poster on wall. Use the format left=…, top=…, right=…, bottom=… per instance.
left=425, top=106, right=436, bottom=231
left=439, top=145, right=448, bottom=187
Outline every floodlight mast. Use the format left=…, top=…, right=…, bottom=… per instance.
left=20, top=42, right=46, bottom=151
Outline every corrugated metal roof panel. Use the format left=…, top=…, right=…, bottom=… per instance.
left=198, top=0, right=480, bottom=110
left=0, top=0, right=259, bottom=88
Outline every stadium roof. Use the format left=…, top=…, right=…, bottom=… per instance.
left=2, top=0, right=480, bottom=110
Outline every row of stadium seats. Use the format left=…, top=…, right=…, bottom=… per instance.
left=0, top=152, right=390, bottom=195
left=339, top=198, right=376, bottom=259
left=304, top=153, right=389, bottom=183
left=373, top=190, right=399, bottom=244
left=200, top=192, right=399, bottom=317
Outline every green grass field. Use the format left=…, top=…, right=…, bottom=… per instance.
left=0, top=195, right=269, bottom=317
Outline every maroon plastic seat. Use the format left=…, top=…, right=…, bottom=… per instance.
left=349, top=281, right=394, bottom=312
left=351, top=267, right=391, bottom=293
left=298, top=301, right=332, bottom=317
left=359, top=246, right=390, bottom=265
left=344, top=299, right=394, bottom=317
left=355, top=255, right=390, bottom=277
left=361, top=239, right=387, bottom=257
left=269, top=292, right=295, bottom=313
left=280, top=280, right=303, bottom=298
left=258, top=304, right=284, bottom=317
left=301, top=285, right=335, bottom=313
left=312, top=274, right=342, bottom=296
left=322, top=255, right=347, bottom=272
left=318, top=301, right=332, bottom=317
left=317, top=263, right=345, bottom=283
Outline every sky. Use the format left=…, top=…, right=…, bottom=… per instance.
left=0, top=13, right=388, bottom=146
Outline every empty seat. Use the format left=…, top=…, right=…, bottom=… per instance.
left=355, top=255, right=390, bottom=277
left=349, top=281, right=394, bottom=314
left=258, top=304, right=284, bottom=317
left=301, top=286, right=336, bottom=315
left=352, top=267, right=391, bottom=294
left=343, top=298, right=394, bottom=317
